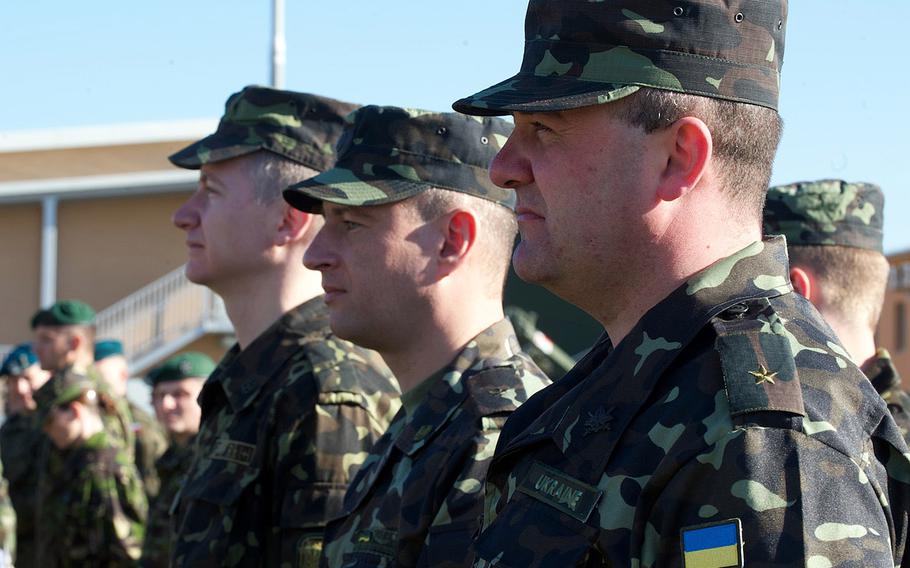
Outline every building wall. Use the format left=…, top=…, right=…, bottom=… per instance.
left=57, top=191, right=191, bottom=313
left=0, top=204, right=42, bottom=343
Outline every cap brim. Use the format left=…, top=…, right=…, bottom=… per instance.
left=453, top=73, right=642, bottom=116
left=283, top=167, right=431, bottom=213
left=168, top=135, right=261, bottom=169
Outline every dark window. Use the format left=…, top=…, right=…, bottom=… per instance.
left=898, top=302, right=907, bottom=352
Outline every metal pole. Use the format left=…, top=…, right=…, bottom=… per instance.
left=40, top=195, right=58, bottom=307
left=271, top=0, right=286, bottom=88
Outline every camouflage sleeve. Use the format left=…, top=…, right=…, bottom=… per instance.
left=0, top=468, right=15, bottom=565
left=415, top=416, right=505, bottom=568
left=64, top=458, right=147, bottom=566
left=639, top=426, right=902, bottom=566
left=271, top=391, right=388, bottom=566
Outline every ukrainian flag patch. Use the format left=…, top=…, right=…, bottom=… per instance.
left=681, top=519, right=743, bottom=568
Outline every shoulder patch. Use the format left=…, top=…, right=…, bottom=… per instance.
left=711, top=300, right=806, bottom=417
left=681, top=519, right=743, bottom=568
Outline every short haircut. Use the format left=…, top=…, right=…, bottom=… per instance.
left=788, top=245, right=891, bottom=331
left=612, top=87, right=784, bottom=218
left=246, top=151, right=320, bottom=205
left=407, top=188, right=517, bottom=295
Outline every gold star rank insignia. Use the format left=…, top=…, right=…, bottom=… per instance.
left=749, top=364, right=778, bottom=385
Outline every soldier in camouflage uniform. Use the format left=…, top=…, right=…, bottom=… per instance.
left=95, top=339, right=168, bottom=500
left=34, top=367, right=146, bottom=567
left=0, top=343, right=50, bottom=568
left=169, top=86, right=401, bottom=568
left=284, top=105, right=551, bottom=567
left=139, top=352, right=214, bottom=568
left=453, top=1, right=910, bottom=565
left=764, top=180, right=910, bottom=440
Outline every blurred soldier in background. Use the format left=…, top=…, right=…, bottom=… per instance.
left=286, top=105, right=551, bottom=567
left=94, top=339, right=167, bottom=498
left=34, top=368, right=146, bottom=567
left=0, top=463, right=14, bottom=568
left=764, top=180, right=909, bottom=438
left=169, top=86, right=401, bottom=567
left=0, top=343, right=49, bottom=568
left=140, top=352, right=213, bottom=568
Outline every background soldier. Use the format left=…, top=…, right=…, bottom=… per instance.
left=453, top=0, right=910, bottom=565
left=140, top=352, right=214, bottom=568
left=764, top=180, right=909, bottom=437
left=94, top=339, right=168, bottom=498
left=0, top=343, right=49, bottom=568
left=168, top=86, right=401, bottom=567
left=33, top=369, right=146, bottom=567
left=0, top=463, right=14, bottom=568
left=285, top=105, right=551, bottom=567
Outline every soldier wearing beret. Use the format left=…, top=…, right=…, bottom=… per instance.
left=764, top=180, right=910, bottom=440
left=0, top=344, right=50, bottom=568
left=453, top=0, right=910, bottom=565
left=168, top=86, right=401, bottom=568
left=29, top=301, right=137, bottom=566
left=284, top=105, right=551, bottom=567
left=33, top=369, right=146, bottom=567
left=139, top=352, right=214, bottom=568
left=0, top=463, right=14, bottom=568
left=94, top=340, right=168, bottom=500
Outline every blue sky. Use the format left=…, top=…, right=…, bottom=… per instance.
left=2, top=1, right=907, bottom=252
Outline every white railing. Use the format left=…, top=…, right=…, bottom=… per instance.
left=95, top=265, right=233, bottom=373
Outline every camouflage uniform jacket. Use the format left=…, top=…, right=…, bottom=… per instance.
left=139, top=437, right=195, bottom=568
left=320, top=318, right=551, bottom=568
left=472, top=238, right=910, bottom=567
left=42, top=431, right=147, bottom=568
left=128, top=400, right=168, bottom=500
left=0, top=413, right=45, bottom=568
left=171, top=297, right=401, bottom=568
left=864, top=348, right=910, bottom=445
left=0, top=462, right=15, bottom=566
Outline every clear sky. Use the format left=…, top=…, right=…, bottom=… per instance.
left=2, top=1, right=907, bottom=252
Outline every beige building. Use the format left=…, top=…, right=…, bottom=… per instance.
left=0, top=121, right=231, bottom=373
left=881, top=251, right=910, bottom=384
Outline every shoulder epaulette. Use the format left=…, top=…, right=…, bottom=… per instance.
left=710, top=298, right=806, bottom=418
left=464, top=365, right=524, bottom=417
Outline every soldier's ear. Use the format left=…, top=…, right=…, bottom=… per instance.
left=437, top=209, right=477, bottom=277
left=654, top=116, right=712, bottom=202
left=790, top=265, right=815, bottom=302
left=275, top=205, right=311, bottom=246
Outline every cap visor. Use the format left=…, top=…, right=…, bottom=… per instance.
left=453, top=73, right=641, bottom=116
left=168, top=135, right=261, bottom=169
left=283, top=167, right=430, bottom=213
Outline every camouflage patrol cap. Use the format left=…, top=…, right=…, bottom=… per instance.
left=145, top=352, right=215, bottom=386
left=764, top=180, right=884, bottom=252
left=30, top=300, right=96, bottom=329
left=34, top=368, right=98, bottom=425
left=169, top=86, right=359, bottom=171
left=283, top=105, right=515, bottom=212
left=453, top=0, right=787, bottom=116
left=1, top=343, right=38, bottom=377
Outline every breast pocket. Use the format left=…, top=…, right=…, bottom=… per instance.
left=173, top=439, right=262, bottom=565
left=473, top=492, right=601, bottom=568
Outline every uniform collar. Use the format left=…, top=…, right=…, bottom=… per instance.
left=393, top=318, right=522, bottom=456
left=864, top=348, right=903, bottom=400
left=200, top=296, right=331, bottom=413
left=502, top=238, right=794, bottom=478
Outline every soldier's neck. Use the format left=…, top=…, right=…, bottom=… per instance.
left=219, top=266, right=325, bottom=350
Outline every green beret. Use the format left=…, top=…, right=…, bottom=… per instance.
left=763, top=180, right=884, bottom=252
left=94, top=339, right=124, bottom=361
left=34, top=368, right=98, bottom=425
left=145, top=352, right=215, bottom=386
left=30, top=300, right=96, bottom=329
